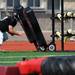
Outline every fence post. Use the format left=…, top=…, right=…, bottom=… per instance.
left=52, top=0, right=55, bottom=44
left=61, top=0, right=64, bottom=51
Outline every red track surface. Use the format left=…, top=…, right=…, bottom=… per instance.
left=0, top=41, right=36, bottom=51
left=0, top=40, right=75, bottom=51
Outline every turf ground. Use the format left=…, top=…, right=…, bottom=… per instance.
left=0, top=40, right=75, bottom=66
left=0, top=51, right=75, bottom=66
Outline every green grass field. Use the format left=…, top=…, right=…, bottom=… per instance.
left=0, top=51, right=75, bottom=66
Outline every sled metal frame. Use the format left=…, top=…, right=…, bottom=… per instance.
left=52, top=0, right=55, bottom=46
left=52, top=0, right=64, bottom=51
left=61, top=0, right=64, bottom=51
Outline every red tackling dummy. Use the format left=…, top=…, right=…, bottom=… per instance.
left=16, top=57, right=46, bottom=75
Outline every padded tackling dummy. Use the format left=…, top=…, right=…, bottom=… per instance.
left=24, top=7, right=47, bottom=48
left=15, top=6, right=37, bottom=43
left=14, top=6, right=47, bottom=50
left=16, top=57, right=46, bottom=75
left=41, top=56, right=75, bottom=75
left=16, top=56, right=75, bottom=75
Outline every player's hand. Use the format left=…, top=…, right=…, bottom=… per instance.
left=18, top=32, right=24, bottom=36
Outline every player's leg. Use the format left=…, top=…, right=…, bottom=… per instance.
left=0, top=31, right=3, bottom=45
left=3, top=32, right=8, bottom=42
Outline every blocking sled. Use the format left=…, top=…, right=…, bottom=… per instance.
left=15, top=6, right=47, bottom=51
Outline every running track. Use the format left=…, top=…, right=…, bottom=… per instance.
left=0, top=40, right=75, bottom=51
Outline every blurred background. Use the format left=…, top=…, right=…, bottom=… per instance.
left=0, top=0, right=75, bottom=42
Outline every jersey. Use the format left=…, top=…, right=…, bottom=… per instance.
left=0, top=16, right=17, bottom=32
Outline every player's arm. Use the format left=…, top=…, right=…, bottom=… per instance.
left=8, top=25, right=22, bottom=36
